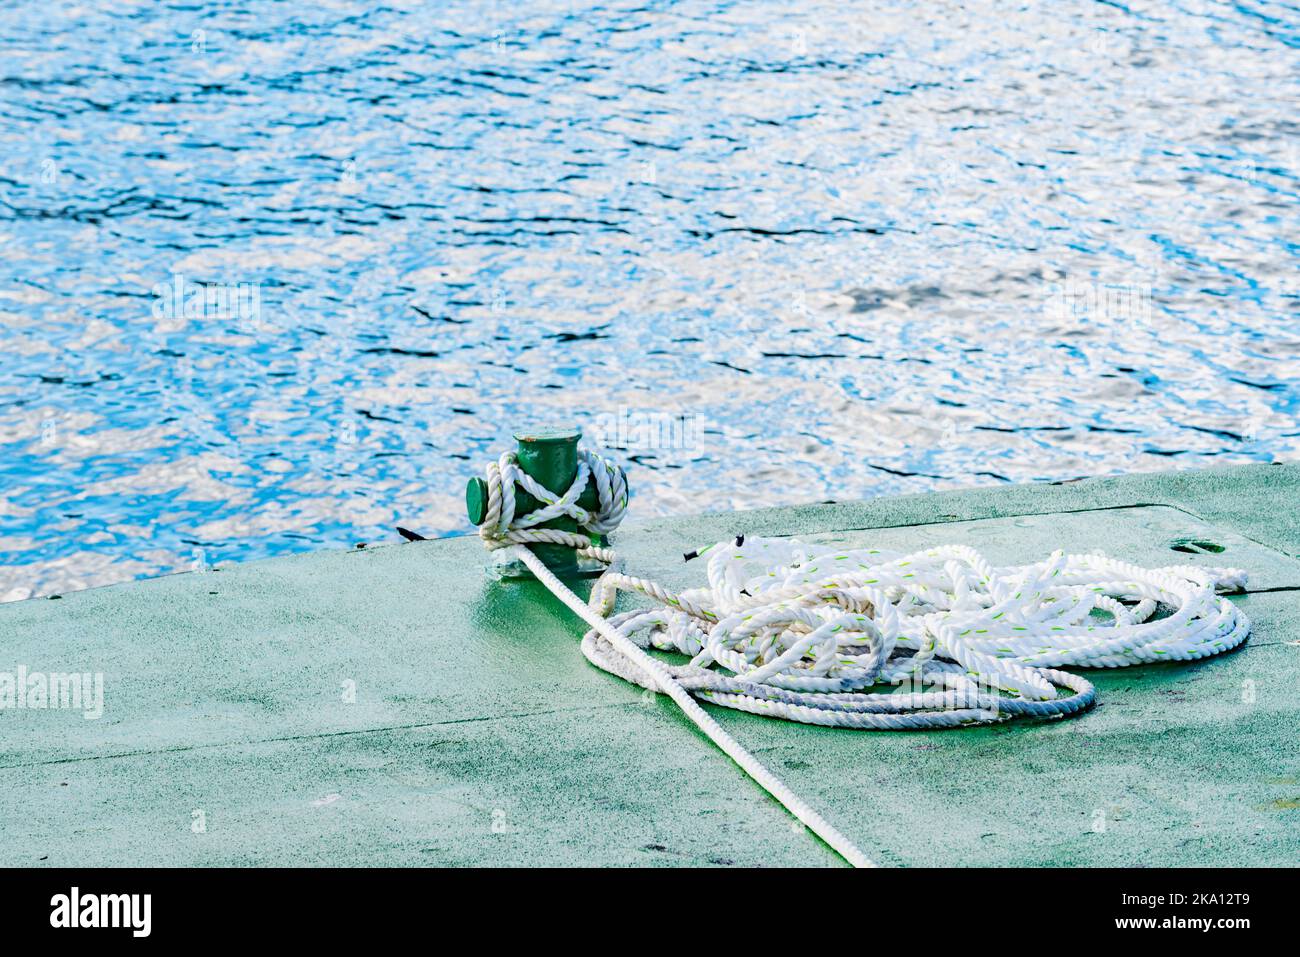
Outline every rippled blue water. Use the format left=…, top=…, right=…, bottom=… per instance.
left=1, top=0, right=1297, bottom=599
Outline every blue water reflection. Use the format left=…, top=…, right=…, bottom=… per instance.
left=0, top=0, right=1296, bottom=598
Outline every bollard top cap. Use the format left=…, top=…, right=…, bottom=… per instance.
left=512, top=426, right=581, bottom=445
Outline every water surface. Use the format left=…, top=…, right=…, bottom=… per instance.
left=1, top=0, right=1297, bottom=599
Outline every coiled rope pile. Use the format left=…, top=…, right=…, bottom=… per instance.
left=475, top=447, right=1251, bottom=867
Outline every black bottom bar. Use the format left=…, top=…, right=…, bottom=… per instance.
left=0, top=866, right=1288, bottom=942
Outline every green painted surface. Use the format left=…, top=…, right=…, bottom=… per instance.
left=1, top=463, right=1298, bottom=867
left=469, top=427, right=608, bottom=574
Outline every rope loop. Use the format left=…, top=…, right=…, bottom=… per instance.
left=578, top=536, right=1251, bottom=730
left=477, top=448, right=627, bottom=553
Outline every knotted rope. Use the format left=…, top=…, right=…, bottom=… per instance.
left=477, top=449, right=626, bottom=562
left=476, top=447, right=1251, bottom=867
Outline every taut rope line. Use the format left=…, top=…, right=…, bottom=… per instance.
left=475, top=448, right=1251, bottom=868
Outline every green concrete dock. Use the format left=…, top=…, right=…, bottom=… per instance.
left=1, top=464, right=1298, bottom=867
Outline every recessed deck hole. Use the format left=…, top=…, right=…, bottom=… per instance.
left=1170, top=538, right=1225, bottom=554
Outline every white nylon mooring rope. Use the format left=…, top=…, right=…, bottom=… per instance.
left=476, top=448, right=1252, bottom=868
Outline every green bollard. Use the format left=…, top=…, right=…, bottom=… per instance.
left=466, top=426, right=610, bottom=577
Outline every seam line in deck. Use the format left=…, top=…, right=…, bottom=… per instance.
left=0, top=700, right=632, bottom=772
